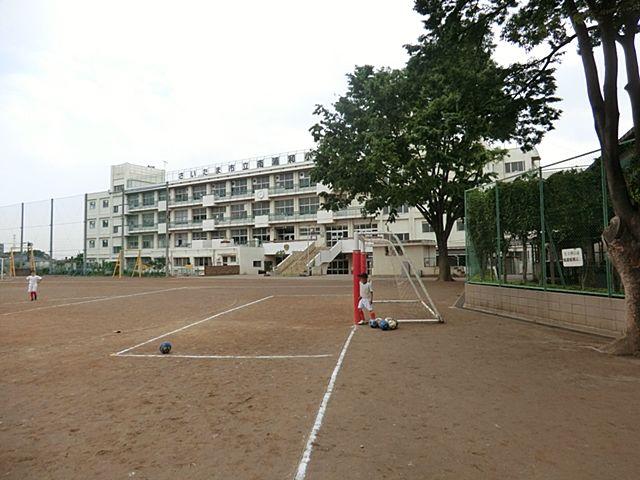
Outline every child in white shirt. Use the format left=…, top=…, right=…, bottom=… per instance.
left=357, top=273, right=376, bottom=325
left=26, top=271, right=43, bottom=301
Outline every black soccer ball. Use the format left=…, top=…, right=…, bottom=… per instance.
left=159, top=342, right=172, bottom=354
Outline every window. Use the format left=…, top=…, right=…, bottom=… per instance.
left=88, top=239, right=95, bottom=248
left=211, top=206, right=225, bottom=221
left=396, top=233, right=410, bottom=241
left=211, top=230, right=224, bottom=239
left=102, top=219, right=109, bottom=228
left=113, top=225, right=119, bottom=234
left=325, top=225, right=348, bottom=246
left=252, top=201, right=270, bottom=216
left=505, top=161, right=525, bottom=173
left=113, top=185, right=124, bottom=192
left=174, top=210, right=188, bottom=225
left=192, top=208, right=207, bottom=223
left=173, top=257, right=189, bottom=267
left=275, top=226, right=295, bottom=241
left=253, top=260, right=262, bottom=268
left=174, top=187, right=188, bottom=202
left=194, top=257, right=211, bottom=267
left=142, top=235, right=154, bottom=249
left=89, top=220, right=96, bottom=229
left=89, top=200, right=96, bottom=210
left=128, top=195, right=140, bottom=208
left=287, top=154, right=296, bottom=163
left=252, top=176, right=269, bottom=190
left=299, top=171, right=312, bottom=188
left=275, top=199, right=294, bottom=216
left=213, top=183, right=226, bottom=198
left=113, top=246, right=121, bottom=254
left=382, top=204, right=410, bottom=215
left=113, top=205, right=119, bottom=213
left=230, top=203, right=247, bottom=220
left=271, top=156, right=280, bottom=166
left=275, top=172, right=294, bottom=190
left=128, top=217, right=139, bottom=229
left=231, top=179, right=248, bottom=196
left=193, top=184, right=207, bottom=200
left=354, top=223, right=377, bottom=233
left=127, top=237, right=139, bottom=249
left=422, top=222, right=434, bottom=233
left=299, top=226, right=320, bottom=239
left=174, top=232, right=188, bottom=247
left=231, top=228, right=248, bottom=245
left=299, top=197, right=319, bottom=215
left=158, top=190, right=166, bottom=201
left=158, top=234, right=166, bottom=248
left=193, top=231, right=208, bottom=240
left=252, top=227, right=270, bottom=242
left=143, top=191, right=155, bottom=206
left=102, top=199, right=109, bottom=208
left=142, top=213, right=155, bottom=227
left=456, top=219, right=465, bottom=231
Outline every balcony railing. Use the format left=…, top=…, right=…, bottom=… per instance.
left=128, top=223, right=158, bottom=232
left=128, top=201, right=158, bottom=211
left=169, top=195, right=206, bottom=206
left=168, top=220, right=204, bottom=229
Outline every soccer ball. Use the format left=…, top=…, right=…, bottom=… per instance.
left=378, top=319, right=390, bottom=330
left=159, top=342, right=172, bottom=354
left=387, top=318, right=398, bottom=330
left=369, top=318, right=379, bottom=328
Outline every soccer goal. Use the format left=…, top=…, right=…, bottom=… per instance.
left=354, top=231, right=443, bottom=324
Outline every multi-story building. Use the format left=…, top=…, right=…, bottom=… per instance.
left=85, top=148, right=540, bottom=275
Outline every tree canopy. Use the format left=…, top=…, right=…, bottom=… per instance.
left=310, top=9, right=558, bottom=280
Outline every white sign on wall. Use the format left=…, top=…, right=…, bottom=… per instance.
left=561, top=248, right=584, bottom=267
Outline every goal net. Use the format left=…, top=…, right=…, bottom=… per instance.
left=359, top=232, right=443, bottom=323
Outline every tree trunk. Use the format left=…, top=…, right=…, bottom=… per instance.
left=436, top=231, right=453, bottom=281
left=602, top=217, right=640, bottom=355
left=521, top=236, right=528, bottom=284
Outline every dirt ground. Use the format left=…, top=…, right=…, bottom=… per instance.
left=1, top=276, right=639, bottom=479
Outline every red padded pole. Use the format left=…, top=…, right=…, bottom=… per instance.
left=353, top=249, right=361, bottom=324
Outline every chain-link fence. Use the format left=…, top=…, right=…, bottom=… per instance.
left=465, top=139, right=637, bottom=298
left=0, top=194, right=87, bottom=275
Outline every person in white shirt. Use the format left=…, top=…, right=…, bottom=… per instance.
left=26, top=271, right=43, bottom=301
left=357, top=272, right=377, bottom=325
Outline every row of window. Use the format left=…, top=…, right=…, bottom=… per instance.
left=126, top=172, right=314, bottom=206
left=421, top=221, right=465, bottom=233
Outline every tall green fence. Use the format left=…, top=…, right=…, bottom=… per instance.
left=465, top=139, right=637, bottom=298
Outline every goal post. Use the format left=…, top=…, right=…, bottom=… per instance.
left=354, top=231, right=443, bottom=324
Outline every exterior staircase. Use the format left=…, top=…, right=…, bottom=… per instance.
left=274, top=242, right=324, bottom=277
left=306, top=240, right=343, bottom=275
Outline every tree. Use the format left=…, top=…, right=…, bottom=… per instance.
left=310, top=11, right=558, bottom=280
left=415, top=0, right=639, bottom=353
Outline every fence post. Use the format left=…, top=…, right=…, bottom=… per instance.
left=600, top=159, right=613, bottom=297
left=20, top=202, right=24, bottom=253
left=538, top=167, right=547, bottom=290
left=464, top=189, right=469, bottom=282
left=165, top=181, right=170, bottom=277
left=121, top=189, right=125, bottom=273
left=83, top=193, right=88, bottom=275
left=49, top=198, right=54, bottom=259
left=494, top=183, right=502, bottom=285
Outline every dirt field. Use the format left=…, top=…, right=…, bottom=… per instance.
left=1, top=276, right=639, bottom=479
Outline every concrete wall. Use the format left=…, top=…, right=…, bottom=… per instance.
left=464, top=283, right=626, bottom=338
left=372, top=244, right=435, bottom=277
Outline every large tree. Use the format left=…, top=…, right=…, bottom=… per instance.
left=310, top=11, right=558, bottom=280
left=416, top=0, right=639, bottom=352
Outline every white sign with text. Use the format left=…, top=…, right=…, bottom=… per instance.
left=562, top=248, right=584, bottom=267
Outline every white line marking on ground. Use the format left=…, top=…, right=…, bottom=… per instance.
left=277, top=294, right=351, bottom=297
left=0, top=287, right=189, bottom=316
left=112, top=296, right=274, bottom=356
left=294, top=325, right=356, bottom=480
left=1, top=295, right=108, bottom=306
left=116, top=353, right=332, bottom=359
left=396, top=318, right=442, bottom=323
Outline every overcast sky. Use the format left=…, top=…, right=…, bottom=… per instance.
left=0, top=0, right=636, bottom=207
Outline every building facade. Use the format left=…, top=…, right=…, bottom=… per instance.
left=85, top=148, right=540, bottom=275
